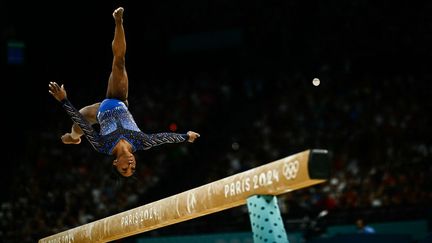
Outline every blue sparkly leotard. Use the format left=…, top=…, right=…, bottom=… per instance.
left=61, top=98, right=189, bottom=155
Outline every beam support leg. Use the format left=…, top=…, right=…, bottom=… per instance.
left=247, top=195, right=289, bottom=243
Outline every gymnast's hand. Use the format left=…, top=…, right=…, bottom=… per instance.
left=49, top=81, right=67, bottom=102
left=187, top=131, right=200, bottom=143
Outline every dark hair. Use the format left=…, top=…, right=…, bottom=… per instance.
left=109, top=165, right=137, bottom=186
left=111, top=164, right=123, bottom=177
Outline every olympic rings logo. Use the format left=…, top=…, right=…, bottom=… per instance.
left=283, top=159, right=299, bottom=180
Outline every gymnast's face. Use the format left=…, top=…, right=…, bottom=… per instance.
left=113, top=154, right=136, bottom=177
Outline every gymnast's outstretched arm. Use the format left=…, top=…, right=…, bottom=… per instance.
left=135, top=131, right=200, bottom=150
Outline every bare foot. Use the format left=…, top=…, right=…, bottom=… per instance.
left=61, top=133, right=81, bottom=144
left=113, top=7, right=124, bottom=21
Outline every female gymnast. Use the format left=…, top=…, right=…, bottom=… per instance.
left=49, top=7, right=200, bottom=178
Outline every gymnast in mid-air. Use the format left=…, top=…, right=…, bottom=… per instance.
left=49, top=7, right=200, bottom=178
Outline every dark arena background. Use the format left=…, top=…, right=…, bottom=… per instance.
left=2, top=0, right=431, bottom=242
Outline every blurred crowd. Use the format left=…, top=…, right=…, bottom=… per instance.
left=1, top=67, right=431, bottom=242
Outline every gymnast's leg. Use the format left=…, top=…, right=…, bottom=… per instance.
left=61, top=103, right=100, bottom=144
left=106, top=7, right=129, bottom=105
left=61, top=7, right=127, bottom=144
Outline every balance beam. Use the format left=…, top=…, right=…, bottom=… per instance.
left=39, top=149, right=330, bottom=243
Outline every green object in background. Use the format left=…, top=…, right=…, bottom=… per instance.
left=326, top=220, right=428, bottom=241
left=136, top=220, right=428, bottom=243
left=136, top=231, right=304, bottom=243
left=137, top=232, right=254, bottom=243
left=7, top=41, right=25, bottom=65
